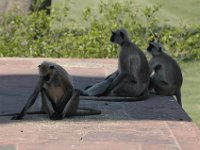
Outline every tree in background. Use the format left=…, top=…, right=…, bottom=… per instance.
left=0, top=0, right=51, bottom=14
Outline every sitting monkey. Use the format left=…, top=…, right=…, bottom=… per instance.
left=81, top=28, right=150, bottom=101
left=147, top=42, right=183, bottom=106
left=1, top=61, right=101, bottom=120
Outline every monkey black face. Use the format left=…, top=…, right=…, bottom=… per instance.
left=49, top=65, right=54, bottom=69
left=43, top=65, right=54, bottom=81
left=43, top=74, right=50, bottom=81
left=38, top=64, right=55, bottom=81
left=110, top=30, right=125, bottom=45
left=147, top=42, right=163, bottom=56
left=110, top=31, right=116, bottom=42
left=147, top=43, right=154, bottom=52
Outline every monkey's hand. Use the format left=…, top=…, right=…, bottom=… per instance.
left=50, top=112, right=63, bottom=120
left=11, top=114, right=23, bottom=120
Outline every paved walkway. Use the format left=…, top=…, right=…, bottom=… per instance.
left=0, top=58, right=199, bottom=150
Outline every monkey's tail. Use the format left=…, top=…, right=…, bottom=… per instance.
left=80, top=94, right=150, bottom=102
left=175, top=89, right=182, bottom=107
left=75, top=107, right=101, bottom=116
left=0, top=111, right=45, bottom=117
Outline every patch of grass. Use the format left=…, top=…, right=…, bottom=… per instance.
left=130, top=0, right=200, bottom=26
left=181, top=61, right=200, bottom=127
left=53, top=0, right=200, bottom=26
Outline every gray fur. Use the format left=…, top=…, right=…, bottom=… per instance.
left=147, top=42, right=183, bottom=106
left=110, top=28, right=150, bottom=97
left=82, top=28, right=150, bottom=101
left=11, top=61, right=101, bottom=120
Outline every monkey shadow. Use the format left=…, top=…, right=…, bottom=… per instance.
left=0, top=74, right=191, bottom=124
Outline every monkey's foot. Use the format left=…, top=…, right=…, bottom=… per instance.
left=50, top=113, right=63, bottom=120
left=11, top=115, right=23, bottom=120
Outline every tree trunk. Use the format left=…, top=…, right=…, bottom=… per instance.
left=0, top=0, right=52, bottom=14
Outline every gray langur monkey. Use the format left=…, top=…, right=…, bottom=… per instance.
left=147, top=42, right=183, bottom=106
left=81, top=28, right=150, bottom=101
left=0, top=61, right=101, bottom=120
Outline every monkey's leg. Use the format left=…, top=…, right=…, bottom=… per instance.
left=58, top=89, right=101, bottom=117
left=42, top=88, right=72, bottom=120
left=108, top=72, right=142, bottom=97
left=80, top=76, right=149, bottom=101
left=83, top=71, right=118, bottom=91
left=80, top=80, right=150, bottom=102
left=105, top=70, right=118, bottom=80
left=113, top=81, right=141, bottom=97
left=82, top=71, right=118, bottom=96
left=152, top=78, right=182, bottom=106
left=80, top=73, right=149, bottom=101
left=150, top=77, right=172, bottom=95
left=62, top=89, right=80, bottom=118
left=106, top=73, right=126, bottom=93
left=175, top=89, right=182, bottom=107
left=82, top=80, right=111, bottom=96
left=41, top=89, right=55, bottom=118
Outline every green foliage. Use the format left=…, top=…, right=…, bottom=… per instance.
left=0, top=0, right=199, bottom=60
left=181, top=61, right=200, bottom=127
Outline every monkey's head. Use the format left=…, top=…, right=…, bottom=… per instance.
left=147, top=42, right=163, bottom=56
left=38, top=61, right=56, bottom=82
left=110, top=28, right=130, bottom=46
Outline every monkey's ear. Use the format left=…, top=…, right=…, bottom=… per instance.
left=38, top=65, right=41, bottom=68
left=149, top=42, right=155, bottom=49
left=111, top=30, right=115, bottom=34
left=120, top=31, right=124, bottom=39
left=50, top=65, right=54, bottom=69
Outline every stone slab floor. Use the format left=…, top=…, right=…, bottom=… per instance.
left=0, top=58, right=199, bottom=150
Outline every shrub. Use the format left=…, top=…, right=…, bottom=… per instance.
left=0, top=0, right=199, bottom=60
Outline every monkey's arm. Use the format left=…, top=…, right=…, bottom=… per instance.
left=149, top=59, right=158, bottom=74
left=11, top=78, right=44, bottom=120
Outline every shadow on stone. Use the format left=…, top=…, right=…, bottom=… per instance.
left=0, top=74, right=191, bottom=124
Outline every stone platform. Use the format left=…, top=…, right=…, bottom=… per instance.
left=0, top=58, right=199, bottom=150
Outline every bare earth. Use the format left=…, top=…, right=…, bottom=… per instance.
left=0, top=58, right=199, bottom=150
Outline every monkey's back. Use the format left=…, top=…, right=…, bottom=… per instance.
left=120, top=43, right=150, bottom=86
left=131, top=44, right=150, bottom=84
left=154, top=53, right=183, bottom=88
